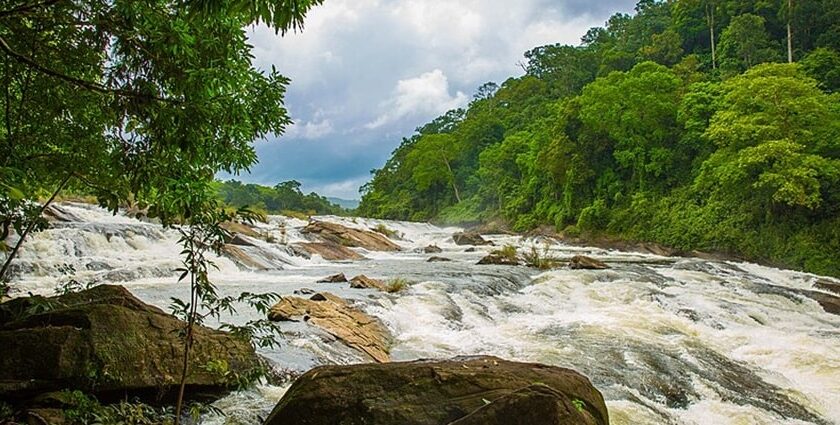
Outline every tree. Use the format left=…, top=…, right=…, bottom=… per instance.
left=0, top=0, right=323, bottom=282
left=638, top=29, right=685, bottom=66
left=718, top=13, right=780, bottom=71
left=405, top=134, right=464, bottom=203
left=578, top=62, right=684, bottom=192
left=697, top=64, right=840, bottom=213
left=800, top=47, right=840, bottom=92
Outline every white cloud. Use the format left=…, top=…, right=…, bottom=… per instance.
left=286, top=118, right=335, bottom=140
left=366, top=69, right=468, bottom=129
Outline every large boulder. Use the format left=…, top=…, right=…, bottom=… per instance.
left=267, top=292, right=390, bottom=363
left=452, top=231, right=494, bottom=246
left=302, top=221, right=401, bottom=252
left=264, top=356, right=608, bottom=425
left=292, top=242, right=365, bottom=261
left=0, top=285, right=260, bottom=402
left=317, top=273, right=348, bottom=283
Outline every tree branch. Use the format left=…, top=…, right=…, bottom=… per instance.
left=0, top=35, right=181, bottom=104
left=0, top=0, right=61, bottom=18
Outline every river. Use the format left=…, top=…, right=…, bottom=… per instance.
left=7, top=202, right=840, bottom=424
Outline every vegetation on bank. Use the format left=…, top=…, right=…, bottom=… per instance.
left=358, top=0, right=840, bottom=277
left=213, top=179, right=348, bottom=217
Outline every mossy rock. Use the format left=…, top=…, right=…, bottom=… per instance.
left=0, top=285, right=259, bottom=403
left=264, top=356, right=608, bottom=425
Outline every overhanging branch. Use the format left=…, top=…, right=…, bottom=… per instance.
left=0, top=35, right=181, bottom=104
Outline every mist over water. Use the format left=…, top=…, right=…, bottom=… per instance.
left=8, top=203, right=840, bottom=425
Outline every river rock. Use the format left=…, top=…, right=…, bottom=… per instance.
left=220, top=221, right=262, bottom=240
left=0, top=285, right=260, bottom=401
left=317, top=273, right=348, bottom=283
left=267, top=292, right=390, bottom=363
left=569, top=255, right=609, bottom=270
left=302, top=221, right=401, bottom=252
left=424, top=244, right=443, bottom=253
left=427, top=256, right=452, bottom=262
left=264, top=356, right=608, bottom=425
left=292, top=242, right=365, bottom=261
left=350, top=274, right=386, bottom=291
left=477, top=253, right=520, bottom=266
left=453, top=231, right=494, bottom=246
left=221, top=244, right=268, bottom=270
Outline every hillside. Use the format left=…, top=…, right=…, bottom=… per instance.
left=358, top=0, right=840, bottom=277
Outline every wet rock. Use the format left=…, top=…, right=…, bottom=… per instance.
left=449, top=384, right=598, bottom=425
left=220, top=221, right=262, bottom=240
left=0, top=285, right=260, bottom=401
left=288, top=244, right=312, bottom=259
left=569, top=255, right=609, bottom=270
left=267, top=292, right=391, bottom=363
left=292, top=242, right=365, bottom=261
left=465, top=247, right=477, bottom=253
left=84, top=261, right=112, bottom=271
left=424, top=244, right=443, bottom=253
left=302, top=221, right=401, bottom=252
left=477, top=254, right=520, bottom=266
left=317, top=273, right=348, bottom=283
left=453, top=231, right=494, bottom=246
left=221, top=244, right=268, bottom=270
left=294, top=288, right=316, bottom=296
left=228, top=233, right=259, bottom=247
left=349, top=275, right=386, bottom=291
left=264, top=356, right=608, bottom=425
left=804, top=290, right=840, bottom=315
left=814, top=279, right=840, bottom=296
left=427, top=256, right=452, bottom=262
left=42, top=205, right=80, bottom=223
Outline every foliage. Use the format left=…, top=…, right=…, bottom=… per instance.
left=359, top=0, right=840, bottom=277
left=384, top=278, right=411, bottom=294
left=491, top=245, right=519, bottom=263
left=0, top=0, right=323, bottom=284
left=214, top=179, right=346, bottom=217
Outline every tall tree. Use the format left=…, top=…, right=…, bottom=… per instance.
left=0, top=0, right=323, bottom=282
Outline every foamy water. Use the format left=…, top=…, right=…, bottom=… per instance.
left=5, top=203, right=840, bottom=424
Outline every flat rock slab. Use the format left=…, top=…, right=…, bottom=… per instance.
left=264, top=356, right=608, bottom=425
left=569, top=255, right=609, bottom=270
left=303, top=221, right=401, bottom=252
left=267, top=292, right=390, bottom=363
left=292, top=242, right=365, bottom=261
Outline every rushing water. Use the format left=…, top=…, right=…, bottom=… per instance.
left=6, top=202, right=840, bottom=425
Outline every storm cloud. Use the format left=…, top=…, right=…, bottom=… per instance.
left=232, top=0, right=637, bottom=199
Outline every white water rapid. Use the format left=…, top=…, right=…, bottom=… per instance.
left=5, top=202, right=840, bottom=425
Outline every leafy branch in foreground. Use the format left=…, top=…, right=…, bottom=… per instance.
left=169, top=205, right=284, bottom=424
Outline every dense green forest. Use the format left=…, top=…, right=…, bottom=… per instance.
left=358, top=0, right=840, bottom=276
left=213, top=180, right=346, bottom=216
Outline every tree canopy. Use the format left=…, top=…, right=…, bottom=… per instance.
left=359, top=0, right=840, bottom=277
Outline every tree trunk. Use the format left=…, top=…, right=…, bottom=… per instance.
left=442, top=158, right=462, bottom=203
left=787, top=0, right=794, bottom=63
left=708, top=3, right=716, bottom=69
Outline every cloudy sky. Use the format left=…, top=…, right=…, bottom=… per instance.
left=232, top=0, right=637, bottom=199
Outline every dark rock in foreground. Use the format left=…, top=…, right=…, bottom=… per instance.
left=264, top=356, right=608, bottom=425
left=0, top=285, right=260, bottom=402
left=569, top=255, right=609, bottom=270
left=452, top=231, right=494, bottom=246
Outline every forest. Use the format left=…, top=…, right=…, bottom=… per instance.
left=358, top=0, right=840, bottom=277
left=213, top=179, right=346, bottom=216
